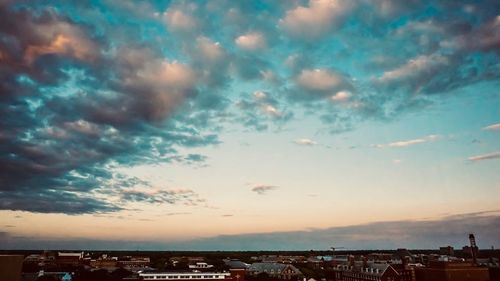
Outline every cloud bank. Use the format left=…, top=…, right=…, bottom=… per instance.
left=1, top=211, right=498, bottom=250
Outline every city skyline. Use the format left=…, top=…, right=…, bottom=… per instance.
left=0, top=0, right=499, bottom=250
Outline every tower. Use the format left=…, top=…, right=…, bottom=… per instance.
left=469, top=233, right=478, bottom=265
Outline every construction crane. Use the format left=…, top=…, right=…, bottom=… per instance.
left=331, top=246, right=345, bottom=256
left=469, top=233, right=478, bottom=265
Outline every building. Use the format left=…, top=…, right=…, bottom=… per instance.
left=0, top=255, right=24, bottom=281
left=189, top=262, right=214, bottom=270
left=223, top=259, right=249, bottom=270
left=118, top=256, right=151, bottom=269
left=56, top=252, right=83, bottom=266
left=247, top=263, right=302, bottom=280
left=332, top=262, right=416, bottom=281
left=414, top=261, right=489, bottom=281
left=139, top=269, right=245, bottom=281
left=89, top=257, right=118, bottom=269
left=439, top=246, right=454, bottom=257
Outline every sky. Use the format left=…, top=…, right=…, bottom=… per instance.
left=0, top=0, right=499, bottom=250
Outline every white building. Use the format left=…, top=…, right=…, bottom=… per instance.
left=189, top=262, right=214, bottom=269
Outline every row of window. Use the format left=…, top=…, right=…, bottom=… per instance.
left=142, top=275, right=227, bottom=280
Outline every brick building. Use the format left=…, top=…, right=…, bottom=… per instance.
left=0, top=255, right=24, bottom=281
left=247, top=262, right=303, bottom=280
left=414, top=261, right=489, bottom=281
left=332, top=262, right=416, bottom=281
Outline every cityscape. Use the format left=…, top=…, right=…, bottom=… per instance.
left=1, top=233, right=500, bottom=281
left=1, top=0, right=499, bottom=281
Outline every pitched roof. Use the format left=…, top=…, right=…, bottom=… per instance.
left=248, top=263, right=302, bottom=275
left=224, top=259, right=249, bottom=269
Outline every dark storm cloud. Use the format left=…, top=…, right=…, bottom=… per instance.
left=0, top=2, right=219, bottom=214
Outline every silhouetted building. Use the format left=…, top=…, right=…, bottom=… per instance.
left=118, top=256, right=151, bottom=269
left=0, top=255, right=24, bottom=281
left=439, top=246, right=454, bottom=257
left=489, top=267, right=500, bottom=281
left=56, top=252, right=83, bottom=266
left=247, top=262, right=302, bottom=280
left=414, top=261, right=489, bottom=281
left=223, top=259, right=249, bottom=269
left=332, top=263, right=415, bottom=281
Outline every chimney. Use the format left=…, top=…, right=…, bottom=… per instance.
left=362, top=256, right=367, bottom=269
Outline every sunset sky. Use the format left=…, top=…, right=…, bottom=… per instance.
left=1, top=0, right=499, bottom=250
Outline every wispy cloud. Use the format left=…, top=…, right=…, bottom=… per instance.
left=375, top=135, right=439, bottom=148
left=120, top=188, right=206, bottom=207
left=251, top=184, right=278, bottom=195
left=165, top=212, right=191, bottom=216
left=294, top=138, right=318, bottom=146
left=482, top=123, right=500, bottom=131
left=468, top=151, right=500, bottom=162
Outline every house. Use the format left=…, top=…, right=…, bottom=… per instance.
left=247, top=263, right=303, bottom=280
left=332, top=263, right=415, bottom=281
left=224, top=259, right=249, bottom=269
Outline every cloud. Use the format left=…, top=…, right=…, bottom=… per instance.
left=251, top=184, right=278, bottom=195
left=195, top=36, right=225, bottom=63
left=375, top=135, right=439, bottom=148
left=297, top=69, right=347, bottom=91
left=236, top=91, right=293, bottom=131
left=280, top=0, right=354, bottom=40
left=0, top=4, right=220, bottom=214
left=162, top=7, right=198, bottom=32
left=165, top=212, right=192, bottom=216
left=294, top=138, right=318, bottom=146
left=1, top=0, right=500, bottom=215
left=376, top=54, right=450, bottom=93
left=120, top=188, right=205, bottom=206
left=292, top=68, right=354, bottom=101
left=3, top=210, right=498, bottom=250
left=235, top=32, right=266, bottom=50
left=482, top=123, right=500, bottom=131
left=468, top=151, right=500, bottom=162
left=330, top=91, right=352, bottom=102
left=170, top=210, right=500, bottom=250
